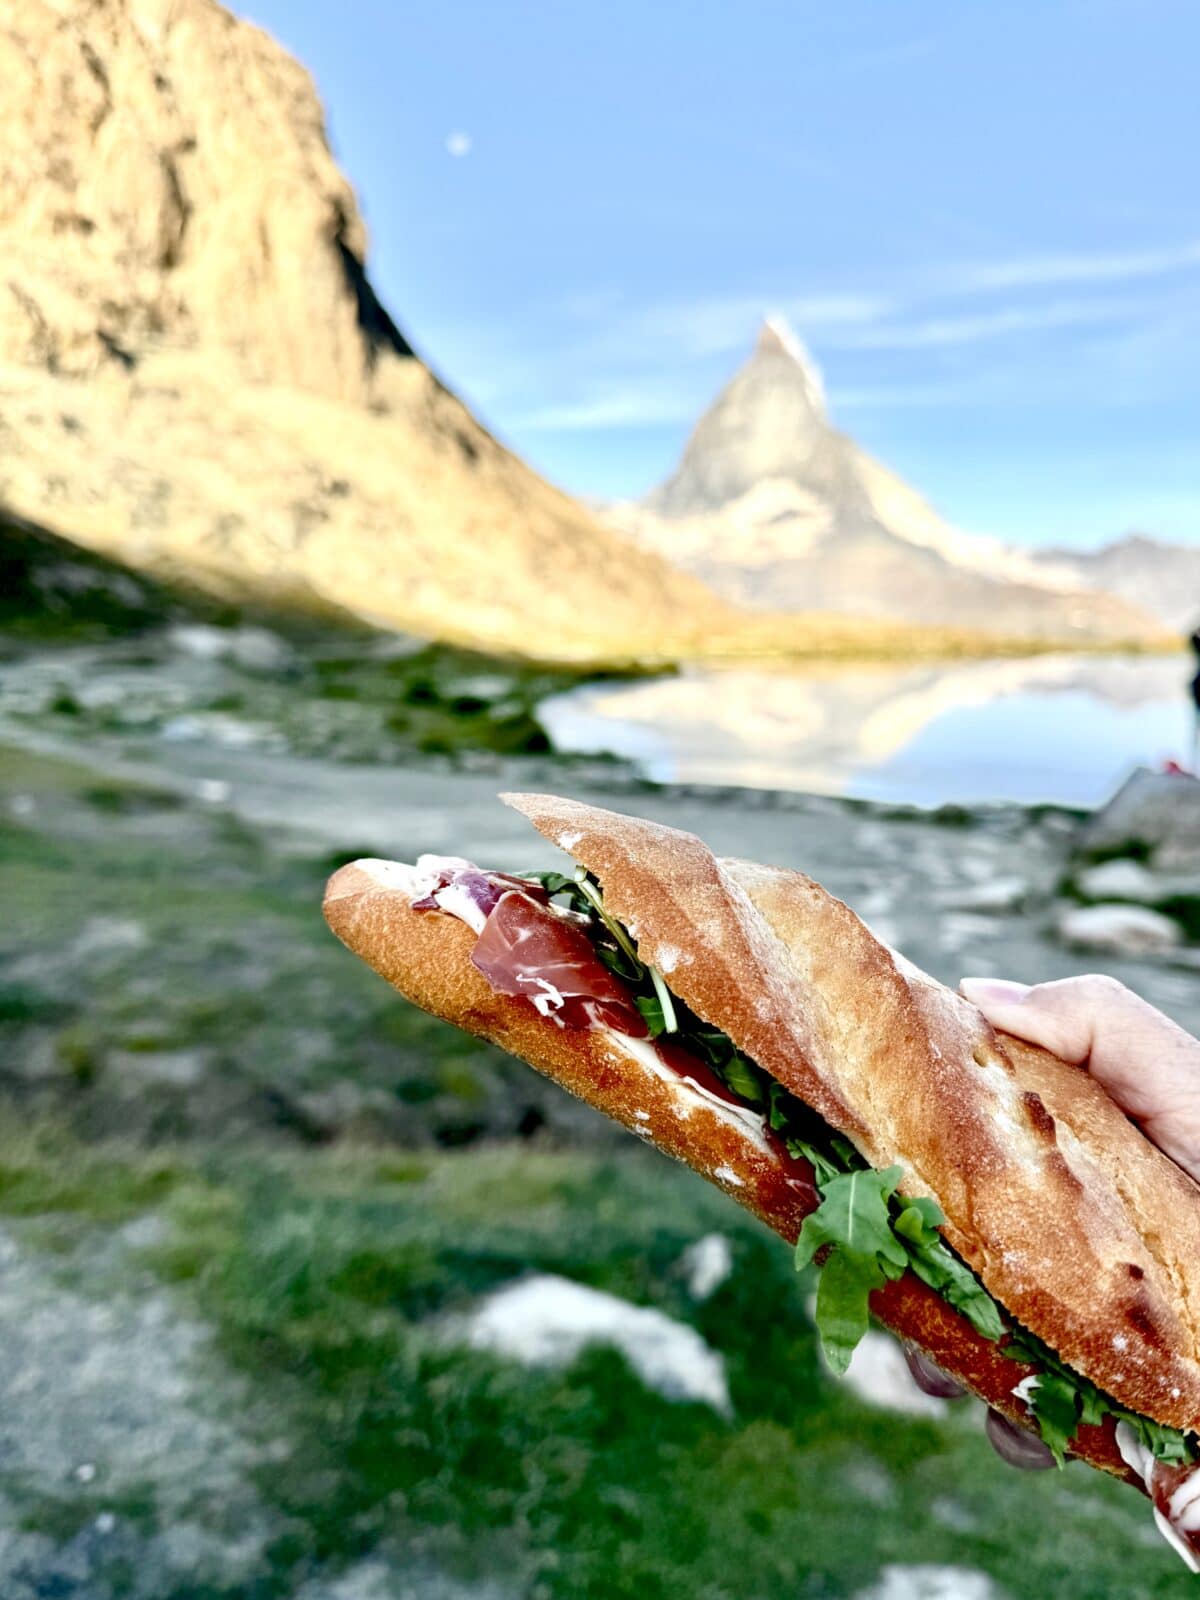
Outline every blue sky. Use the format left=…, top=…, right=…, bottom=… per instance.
left=243, top=0, right=1198, bottom=549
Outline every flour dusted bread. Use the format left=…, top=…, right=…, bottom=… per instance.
left=503, top=792, right=1200, bottom=1435
left=323, top=796, right=1200, bottom=1486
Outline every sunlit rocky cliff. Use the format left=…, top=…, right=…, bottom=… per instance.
left=0, top=0, right=762, bottom=664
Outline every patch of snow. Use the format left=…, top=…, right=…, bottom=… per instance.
left=461, top=1273, right=731, bottom=1416
left=835, top=1330, right=950, bottom=1419
left=680, top=1233, right=733, bottom=1300
left=853, top=1564, right=1005, bottom=1600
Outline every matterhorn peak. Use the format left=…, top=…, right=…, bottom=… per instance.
left=644, top=315, right=833, bottom=516
left=754, top=314, right=827, bottom=415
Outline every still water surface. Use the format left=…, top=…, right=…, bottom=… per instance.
left=539, top=654, right=1194, bottom=810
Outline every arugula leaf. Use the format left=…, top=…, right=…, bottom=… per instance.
left=814, top=1249, right=888, bottom=1375
left=1127, top=1415, right=1193, bottom=1465
left=795, top=1167, right=910, bottom=1370
left=635, top=993, right=667, bottom=1037
left=721, top=1052, right=766, bottom=1106
left=906, top=1238, right=1006, bottom=1343
left=648, top=963, right=678, bottom=1034
left=893, top=1197, right=945, bottom=1245
left=531, top=870, right=577, bottom=897
left=1026, top=1370, right=1079, bottom=1466
left=795, top=1167, right=904, bottom=1270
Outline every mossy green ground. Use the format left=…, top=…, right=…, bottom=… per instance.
left=0, top=1127, right=1191, bottom=1600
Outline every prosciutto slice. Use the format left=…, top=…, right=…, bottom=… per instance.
left=412, top=865, right=549, bottom=933
left=1116, top=1423, right=1200, bottom=1570
left=471, top=889, right=647, bottom=1035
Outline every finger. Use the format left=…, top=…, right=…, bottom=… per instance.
left=960, top=975, right=1200, bottom=1183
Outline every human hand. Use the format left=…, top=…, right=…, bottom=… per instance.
left=959, top=974, right=1200, bottom=1186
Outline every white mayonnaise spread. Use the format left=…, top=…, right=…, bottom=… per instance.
left=601, top=1030, right=773, bottom=1156
left=1011, top=1375, right=1041, bottom=1406
left=1115, top=1422, right=1200, bottom=1572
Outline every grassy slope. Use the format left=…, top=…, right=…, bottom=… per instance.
left=0, top=1129, right=1190, bottom=1600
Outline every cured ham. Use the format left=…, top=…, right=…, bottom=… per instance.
left=471, top=889, right=647, bottom=1034
left=412, top=863, right=549, bottom=932
left=1116, top=1423, right=1200, bottom=1571
left=413, top=862, right=818, bottom=1197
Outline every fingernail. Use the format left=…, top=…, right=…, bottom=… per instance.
left=960, top=978, right=1031, bottom=1008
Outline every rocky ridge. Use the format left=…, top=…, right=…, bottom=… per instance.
left=1033, top=535, right=1200, bottom=634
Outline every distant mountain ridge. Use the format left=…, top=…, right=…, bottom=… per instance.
left=1031, top=536, right=1200, bottom=635
left=614, top=320, right=1165, bottom=642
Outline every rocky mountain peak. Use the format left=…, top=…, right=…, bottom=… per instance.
left=755, top=315, right=827, bottom=403
left=645, top=314, right=843, bottom=518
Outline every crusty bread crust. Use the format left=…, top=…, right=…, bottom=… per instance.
left=501, top=792, right=1200, bottom=1439
left=323, top=854, right=1134, bottom=1483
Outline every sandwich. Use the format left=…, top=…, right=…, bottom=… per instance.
left=323, top=791, right=1200, bottom=1567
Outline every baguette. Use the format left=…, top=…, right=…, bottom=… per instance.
left=321, top=794, right=1200, bottom=1488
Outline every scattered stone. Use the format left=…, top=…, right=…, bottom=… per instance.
left=460, top=1273, right=731, bottom=1415
left=1078, top=767, right=1200, bottom=871
left=168, top=624, right=292, bottom=673
left=680, top=1233, right=734, bottom=1301
left=853, top=1565, right=1005, bottom=1600
left=296, top=1562, right=517, bottom=1600
left=839, top=1457, right=896, bottom=1507
left=936, top=876, right=1029, bottom=913
left=835, top=1330, right=951, bottom=1420
left=1056, top=903, right=1182, bottom=955
left=1075, top=858, right=1160, bottom=903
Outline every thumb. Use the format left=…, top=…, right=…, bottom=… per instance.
left=959, top=974, right=1200, bottom=1185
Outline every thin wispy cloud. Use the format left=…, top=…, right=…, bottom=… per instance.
left=621, top=292, right=892, bottom=358
left=510, top=387, right=696, bottom=433
left=826, top=296, right=1144, bottom=351
left=940, top=239, right=1200, bottom=294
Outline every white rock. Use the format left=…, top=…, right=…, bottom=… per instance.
left=853, top=1565, right=1004, bottom=1600
left=1075, top=858, right=1159, bottom=903
left=680, top=1233, right=733, bottom=1301
left=1056, top=902, right=1182, bottom=954
left=835, top=1330, right=950, bottom=1419
left=461, top=1273, right=731, bottom=1415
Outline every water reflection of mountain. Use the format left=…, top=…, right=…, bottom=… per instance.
left=539, top=655, right=1191, bottom=804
